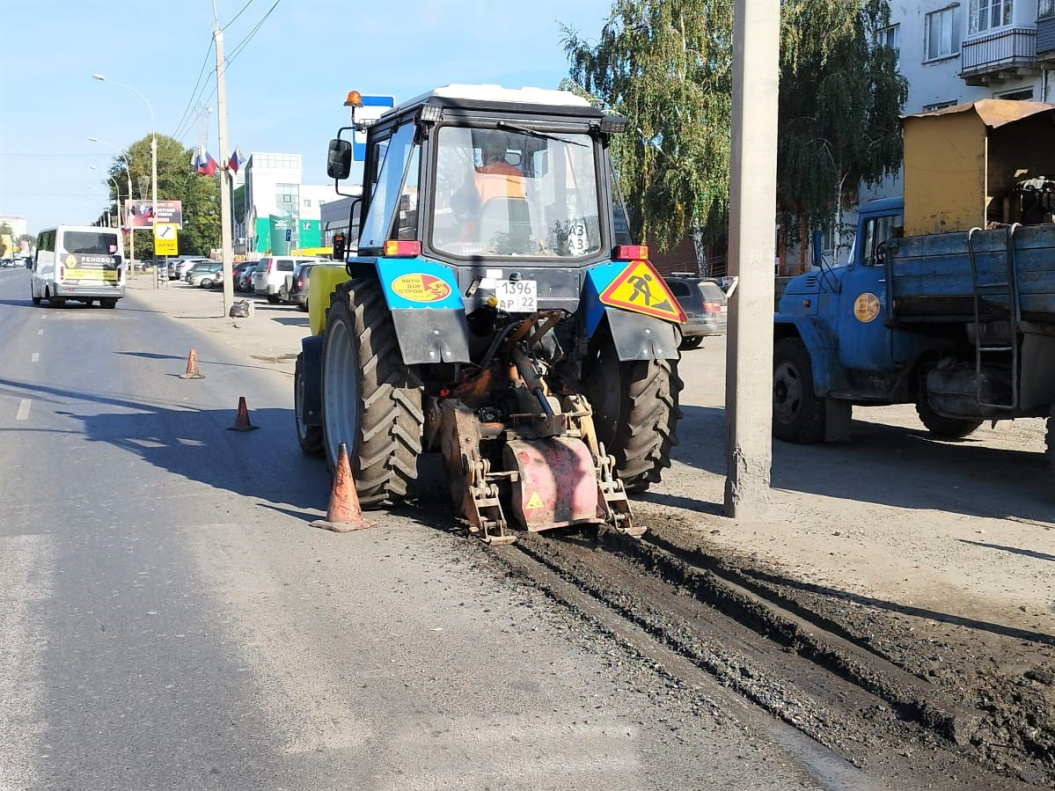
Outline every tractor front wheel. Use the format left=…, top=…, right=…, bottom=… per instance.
left=585, top=334, right=682, bottom=493
left=320, top=279, right=424, bottom=506
left=294, top=353, right=325, bottom=457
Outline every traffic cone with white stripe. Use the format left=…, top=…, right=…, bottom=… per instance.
left=311, top=442, right=373, bottom=532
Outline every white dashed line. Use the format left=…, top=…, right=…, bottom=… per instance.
left=15, top=400, right=31, bottom=421
left=36, top=329, right=43, bottom=336
left=30, top=353, right=39, bottom=363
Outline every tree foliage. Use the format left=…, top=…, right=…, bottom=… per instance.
left=106, top=135, right=221, bottom=257
left=562, top=0, right=907, bottom=251
left=563, top=0, right=732, bottom=249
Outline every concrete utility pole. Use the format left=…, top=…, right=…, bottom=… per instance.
left=723, top=0, right=780, bottom=518
left=213, top=4, right=235, bottom=316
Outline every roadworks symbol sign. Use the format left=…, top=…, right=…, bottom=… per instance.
left=599, top=260, right=687, bottom=323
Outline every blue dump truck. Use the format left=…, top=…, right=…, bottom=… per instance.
left=296, top=85, right=688, bottom=543
left=772, top=100, right=1055, bottom=475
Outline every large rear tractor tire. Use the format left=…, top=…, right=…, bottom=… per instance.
left=773, top=337, right=825, bottom=444
left=585, top=334, right=683, bottom=493
left=294, top=353, right=325, bottom=457
left=320, top=280, right=424, bottom=507
left=915, top=397, right=983, bottom=439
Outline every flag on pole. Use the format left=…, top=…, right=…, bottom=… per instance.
left=228, top=146, right=244, bottom=175
left=192, top=146, right=217, bottom=176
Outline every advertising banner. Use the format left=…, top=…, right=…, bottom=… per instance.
left=127, top=200, right=183, bottom=228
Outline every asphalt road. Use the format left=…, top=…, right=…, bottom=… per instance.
left=0, top=268, right=841, bottom=791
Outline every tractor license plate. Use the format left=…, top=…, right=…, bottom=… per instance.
left=495, top=279, right=537, bottom=312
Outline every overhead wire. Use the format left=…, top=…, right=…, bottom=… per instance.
left=222, top=0, right=257, bottom=31
left=171, top=0, right=284, bottom=142
left=171, top=39, right=217, bottom=141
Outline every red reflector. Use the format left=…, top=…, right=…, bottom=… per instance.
left=383, top=240, right=422, bottom=258
left=613, top=245, right=648, bottom=261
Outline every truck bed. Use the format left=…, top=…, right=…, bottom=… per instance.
left=890, top=224, right=1055, bottom=323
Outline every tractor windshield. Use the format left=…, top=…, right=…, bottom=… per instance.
left=430, top=126, right=602, bottom=259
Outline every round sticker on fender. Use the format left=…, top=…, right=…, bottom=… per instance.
left=854, top=292, right=881, bottom=323
left=391, top=273, right=451, bottom=303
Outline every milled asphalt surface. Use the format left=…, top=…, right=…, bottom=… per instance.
left=0, top=268, right=835, bottom=790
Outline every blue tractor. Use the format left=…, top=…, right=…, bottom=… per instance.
left=295, top=85, right=687, bottom=542
left=772, top=100, right=1055, bottom=475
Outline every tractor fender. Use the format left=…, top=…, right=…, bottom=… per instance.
left=299, top=334, right=324, bottom=427
left=365, top=257, right=471, bottom=365
left=774, top=316, right=848, bottom=396
left=603, top=308, right=680, bottom=361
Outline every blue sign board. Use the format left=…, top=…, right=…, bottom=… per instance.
left=353, top=95, right=396, bottom=161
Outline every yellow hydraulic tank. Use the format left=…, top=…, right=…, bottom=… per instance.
left=902, top=100, right=1055, bottom=236
left=307, top=264, right=350, bottom=336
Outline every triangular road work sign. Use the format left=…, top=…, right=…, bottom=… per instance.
left=599, top=260, right=686, bottom=323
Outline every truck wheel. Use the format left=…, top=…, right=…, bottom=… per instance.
left=585, top=334, right=683, bottom=493
left=773, top=336, right=826, bottom=444
left=101, top=299, right=117, bottom=309
left=320, top=279, right=423, bottom=506
left=679, top=336, right=703, bottom=351
left=294, top=353, right=325, bottom=457
left=915, top=397, right=982, bottom=438
left=1047, top=410, right=1055, bottom=478
left=267, top=295, right=280, bottom=304
left=31, top=295, right=41, bottom=306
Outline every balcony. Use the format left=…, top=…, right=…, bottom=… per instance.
left=1038, top=16, right=1055, bottom=64
left=959, top=26, right=1040, bottom=86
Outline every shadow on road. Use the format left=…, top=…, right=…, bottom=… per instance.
left=671, top=405, right=1053, bottom=524
left=0, top=375, right=329, bottom=512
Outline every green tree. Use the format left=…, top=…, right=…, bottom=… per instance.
left=563, top=0, right=733, bottom=252
left=107, top=135, right=221, bottom=258
left=778, top=0, right=907, bottom=263
left=563, top=0, right=906, bottom=262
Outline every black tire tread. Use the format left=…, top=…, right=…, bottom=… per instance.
left=773, top=336, right=826, bottom=444
left=914, top=398, right=983, bottom=439
left=325, top=281, right=423, bottom=506
left=610, top=357, right=683, bottom=493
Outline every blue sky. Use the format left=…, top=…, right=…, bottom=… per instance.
left=0, top=0, right=615, bottom=235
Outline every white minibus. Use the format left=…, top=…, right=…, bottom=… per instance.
left=32, top=225, right=125, bottom=308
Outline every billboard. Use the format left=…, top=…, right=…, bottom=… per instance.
left=126, top=200, right=183, bottom=229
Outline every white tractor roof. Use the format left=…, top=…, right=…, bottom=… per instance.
left=396, top=84, right=592, bottom=113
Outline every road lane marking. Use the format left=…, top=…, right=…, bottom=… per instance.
left=0, top=534, right=54, bottom=791
left=30, top=353, right=39, bottom=363
left=36, top=329, right=43, bottom=336
left=15, top=400, right=31, bottom=421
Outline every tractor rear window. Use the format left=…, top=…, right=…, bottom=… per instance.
left=431, top=126, right=601, bottom=259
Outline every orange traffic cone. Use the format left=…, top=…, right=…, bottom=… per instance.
left=227, top=396, right=259, bottom=432
left=179, top=348, right=205, bottom=380
left=311, top=442, right=374, bottom=533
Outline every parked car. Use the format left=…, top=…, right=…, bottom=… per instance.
left=280, top=262, right=318, bottom=312
left=171, top=257, right=212, bottom=281
left=252, top=256, right=320, bottom=303
left=663, top=273, right=728, bottom=350
left=236, top=263, right=257, bottom=293
left=185, top=261, right=222, bottom=287
left=231, top=261, right=254, bottom=292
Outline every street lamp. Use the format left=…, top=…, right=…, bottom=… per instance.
left=89, top=137, right=135, bottom=267
left=92, top=73, right=157, bottom=286
left=90, top=165, right=122, bottom=228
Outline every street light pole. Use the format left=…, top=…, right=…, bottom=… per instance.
left=89, top=138, right=136, bottom=268
left=211, top=4, right=235, bottom=316
left=90, top=165, right=122, bottom=234
left=93, top=73, right=157, bottom=288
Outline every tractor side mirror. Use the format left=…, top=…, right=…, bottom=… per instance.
left=326, top=139, right=353, bottom=180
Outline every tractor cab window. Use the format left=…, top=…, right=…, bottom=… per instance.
left=430, top=125, right=602, bottom=259
left=608, top=158, right=634, bottom=246
left=359, top=122, right=418, bottom=251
